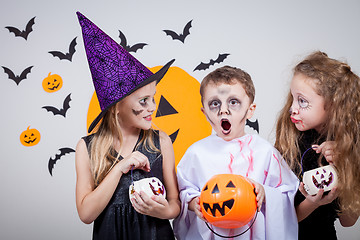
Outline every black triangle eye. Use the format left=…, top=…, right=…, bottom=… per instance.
left=156, top=95, right=178, bottom=117
left=226, top=181, right=236, bottom=188
left=203, top=184, right=208, bottom=191
left=211, top=184, right=220, bottom=194
left=168, top=129, right=179, bottom=144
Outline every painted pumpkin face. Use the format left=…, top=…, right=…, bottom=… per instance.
left=87, top=66, right=212, bottom=167
left=42, top=72, right=63, bottom=93
left=303, top=165, right=338, bottom=195
left=200, top=174, right=257, bottom=229
left=20, top=126, right=41, bottom=146
left=128, top=177, right=166, bottom=200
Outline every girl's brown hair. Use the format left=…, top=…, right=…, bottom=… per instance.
left=275, top=51, right=360, bottom=214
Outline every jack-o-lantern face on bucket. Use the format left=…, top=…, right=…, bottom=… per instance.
left=87, top=66, right=212, bottom=167
left=20, top=126, right=41, bottom=146
left=129, top=177, right=166, bottom=200
left=200, top=174, right=257, bottom=229
left=303, top=165, right=338, bottom=195
left=42, top=72, right=63, bottom=93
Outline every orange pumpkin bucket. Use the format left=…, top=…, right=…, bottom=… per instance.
left=200, top=174, right=257, bottom=229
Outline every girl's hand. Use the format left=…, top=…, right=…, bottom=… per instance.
left=130, top=191, right=170, bottom=219
left=117, top=151, right=150, bottom=174
left=312, top=141, right=336, bottom=165
left=189, top=196, right=207, bottom=222
left=247, top=178, right=265, bottom=211
left=299, top=182, right=338, bottom=206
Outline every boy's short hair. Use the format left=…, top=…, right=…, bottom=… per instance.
left=200, top=66, right=255, bottom=104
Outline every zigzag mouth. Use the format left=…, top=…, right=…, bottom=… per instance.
left=25, top=138, right=37, bottom=144
left=202, top=199, right=234, bottom=217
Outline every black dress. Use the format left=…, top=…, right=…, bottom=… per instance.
left=82, top=130, right=175, bottom=240
left=295, top=129, right=339, bottom=240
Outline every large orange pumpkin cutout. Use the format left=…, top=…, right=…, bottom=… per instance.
left=42, top=72, right=63, bottom=93
left=200, top=174, right=257, bottom=229
left=20, top=126, right=41, bottom=146
left=86, top=66, right=212, bottom=166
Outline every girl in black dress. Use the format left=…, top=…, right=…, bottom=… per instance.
left=74, top=12, right=180, bottom=240
left=275, top=51, right=360, bottom=239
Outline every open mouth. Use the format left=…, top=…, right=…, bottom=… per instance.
left=221, top=119, right=231, bottom=135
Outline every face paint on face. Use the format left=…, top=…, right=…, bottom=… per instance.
left=132, top=109, right=144, bottom=116
left=289, top=74, right=327, bottom=132
left=116, top=82, right=157, bottom=131
left=201, top=82, right=255, bottom=141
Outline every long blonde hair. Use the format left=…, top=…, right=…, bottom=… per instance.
left=275, top=51, right=360, bottom=214
left=89, top=103, right=159, bottom=187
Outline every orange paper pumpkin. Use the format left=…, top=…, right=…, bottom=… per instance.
left=42, top=72, right=63, bottom=93
left=20, top=126, right=41, bottom=146
left=200, top=174, right=257, bottom=229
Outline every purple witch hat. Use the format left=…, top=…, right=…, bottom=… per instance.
left=76, top=12, right=174, bottom=133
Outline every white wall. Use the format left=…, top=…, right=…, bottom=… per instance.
left=1, top=0, right=359, bottom=239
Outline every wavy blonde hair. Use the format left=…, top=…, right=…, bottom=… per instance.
left=89, top=103, right=159, bottom=187
left=275, top=51, right=360, bottom=214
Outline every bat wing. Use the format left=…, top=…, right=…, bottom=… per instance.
left=49, top=51, right=67, bottom=60
left=163, top=29, right=181, bottom=41
left=2, top=66, right=16, bottom=82
left=42, top=106, right=61, bottom=115
left=193, top=62, right=210, bottom=71
left=214, top=53, right=230, bottom=64
left=61, top=94, right=72, bottom=117
left=48, top=147, right=75, bottom=176
left=5, top=26, right=22, bottom=37
left=68, top=37, right=77, bottom=61
left=246, top=119, right=259, bottom=133
left=19, top=66, right=33, bottom=82
left=182, top=20, right=192, bottom=39
left=23, top=17, right=35, bottom=40
left=118, top=30, right=128, bottom=47
left=128, top=43, right=147, bottom=53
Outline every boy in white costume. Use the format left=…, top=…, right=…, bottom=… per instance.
left=174, top=66, right=299, bottom=239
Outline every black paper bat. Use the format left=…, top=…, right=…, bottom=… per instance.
left=163, top=20, right=192, bottom=43
left=5, top=16, right=35, bottom=40
left=49, top=37, right=77, bottom=61
left=246, top=119, right=259, bottom=133
left=48, top=147, right=75, bottom=176
left=2, top=66, right=33, bottom=85
left=193, top=53, right=230, bottom=71
left=42, top=93, right=71, bottom=117
left=118, top=30, right=147, bottom=53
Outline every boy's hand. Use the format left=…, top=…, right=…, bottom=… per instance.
left=189, top=196, right=207, bottom=222
left=247, top=178, right=265, bottom=211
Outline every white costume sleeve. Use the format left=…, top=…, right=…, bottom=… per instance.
left=261, top=149, right=299, bottom=240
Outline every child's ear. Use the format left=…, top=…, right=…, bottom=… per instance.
left=246, top=103, right=256, bottom=119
